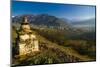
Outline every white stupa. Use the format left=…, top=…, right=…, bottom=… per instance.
left=18, top=17, right=39, bottom=56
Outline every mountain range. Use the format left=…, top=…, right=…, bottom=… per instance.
left=71, top=18, right=96, bottom=31
left=12, top=14, right=95, bottom=31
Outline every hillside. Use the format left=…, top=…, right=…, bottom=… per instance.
left=12, top=26, right=96, bottom=66
left=12, top=14, right=96, bottom=66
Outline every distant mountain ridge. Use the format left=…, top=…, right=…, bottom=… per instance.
left=12, top=14, right=95, bottom=32
left=71, top=18, right=96, bottom=31
left=12, top=14, right=72, bottom=29
left=71, top=18, right=95, bottom=25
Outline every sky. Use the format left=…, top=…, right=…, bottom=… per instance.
left=12, top=1, right=96, bottom=21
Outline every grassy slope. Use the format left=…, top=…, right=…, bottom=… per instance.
left=37, top=33, right=95, bottom=61
left=12, top=25, right=95, bottom=65
left=12, top=28, right=95, bottom=66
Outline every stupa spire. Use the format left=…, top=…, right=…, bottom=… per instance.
left=24, top=16, right=28, bottom=23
